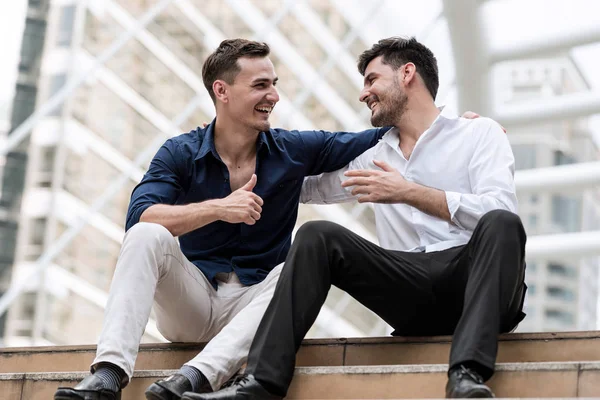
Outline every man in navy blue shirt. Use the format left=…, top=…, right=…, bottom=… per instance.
left=54, top=39, right=387, bottom=400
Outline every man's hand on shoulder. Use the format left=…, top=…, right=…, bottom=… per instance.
left=461, top=111, right=506, bottom=133
left=342, top=160, right=412, bottom=204
left=213, top=174, right=264, bottom=225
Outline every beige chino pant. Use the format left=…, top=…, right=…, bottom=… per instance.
left=92, top=222, right=282, bottom=390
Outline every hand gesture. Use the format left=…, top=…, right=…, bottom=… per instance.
left=218, top=174, right=264, bottom=225
left=342, top=160, right=411, bottom=204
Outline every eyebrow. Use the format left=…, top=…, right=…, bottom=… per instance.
left=252, top=77, right=279, bottom=85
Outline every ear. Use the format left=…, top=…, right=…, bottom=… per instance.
left=213, top=80, right=228, bottom=103
left=400, top=62, right=417, bottom=85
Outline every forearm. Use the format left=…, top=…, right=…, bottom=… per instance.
left=139, top=200, right=222, bottom=237
left=402, top=182, right=451, bottom=222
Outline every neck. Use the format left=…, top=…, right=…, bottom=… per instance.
left=395, top=95, right=440, bottom=142
left=213, top=115, right=259, bottom=163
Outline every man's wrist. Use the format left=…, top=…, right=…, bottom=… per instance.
left=200, top=199, right=224, bottom=221
left=398, top=181, right=419, bottom=203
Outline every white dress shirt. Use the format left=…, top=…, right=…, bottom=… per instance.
left=301, top=113, right=518, bottom=253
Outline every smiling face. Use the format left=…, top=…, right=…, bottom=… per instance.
left=359, top=56, right=408, bottom=127
left=216, top=56, right=280, bottom=132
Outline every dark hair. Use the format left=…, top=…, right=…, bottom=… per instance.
left=358, top=37, right=439, bottom=100
left=202, top=39, right=271, bottom=103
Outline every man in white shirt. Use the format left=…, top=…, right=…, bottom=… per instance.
left=187, top=37, right=526, bottom=400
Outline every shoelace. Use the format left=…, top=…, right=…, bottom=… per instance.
left=457, top=365, right=484, bottom=384
left=221, top=374, right=250, bottom=389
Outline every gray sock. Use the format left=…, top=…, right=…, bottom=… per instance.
left=179, top=365, right=208, bottom=392
left=94, top=362, right=125, bottom=392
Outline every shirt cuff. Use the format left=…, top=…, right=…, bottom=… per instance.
left=445, top=191, right=463, bottom=228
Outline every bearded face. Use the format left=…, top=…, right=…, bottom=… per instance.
left=368, top=75, right=408, bottom=127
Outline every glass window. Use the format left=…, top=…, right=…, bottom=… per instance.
left=528, top=284, right=536, bottom=295
left=11, top=84, right=37, bottom=128
left=56, top=5, right=76, bottom=47
left=554, top=150, right=576, bottom=166
left=511, top=144, right=537, bottom=170
left=545, top=309, right=574, bottom=325
left=30, top=218, right=47, bottom=246
left=548, top=263, right=576, bottom=278
left=551, top=195, right=581, bottom=232
left=19, top=18, right=47, bottom=73
left=528, top=213, right=538, bottom=229
left=547, top=286, right=574, bottom=301
left=47, top=74, right=67, bottom=116
left=527, top=262, right=537, bottom=272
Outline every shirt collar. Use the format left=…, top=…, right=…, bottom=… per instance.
left=195, top=119, right=272, bottom=161
left=380, top=111, right=454, bottom=149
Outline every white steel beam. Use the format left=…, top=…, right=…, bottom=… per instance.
left=0, top=0, right=175, bottom=158
left=527, top=230, right=600, bottom=261
left=101, top=0, right=215, bottom=117
left=291, top=1, right=363, bottom=89
left=515, top=162, right=600, bottom=194
left=223, top=0, right=367, bottom=131
left=47, top=264, right=165, bottom=341
left=490, top=24, right=600, bottom=64
left=443, top=0, right=492, bottom=115
left=328, top=0, right=383, bottom=46
left=493, top=90, right=600, bottom=129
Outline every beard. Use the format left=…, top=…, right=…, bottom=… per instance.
left=370, top=82, right=408, bottom=127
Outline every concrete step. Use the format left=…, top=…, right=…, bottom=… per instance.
left=2, top=331, right=600, bottom=374
left=2, top=362, right=600, bottom=399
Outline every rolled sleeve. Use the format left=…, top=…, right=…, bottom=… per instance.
left=445, top=191, right=463, bottom=227
left=125, top=140, right=185, bottom=230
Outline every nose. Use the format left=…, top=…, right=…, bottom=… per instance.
left=359, top=87, right=369, bottom=103
left=267, top=86, right=280, bottom=103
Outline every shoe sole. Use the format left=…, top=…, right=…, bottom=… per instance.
left=145, top=383, right=181, bottom=400
left=462, top=388, right=495, bottom=398
left=54, top=388, right=122, bottom=400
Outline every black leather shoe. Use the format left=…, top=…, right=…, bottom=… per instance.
left=446, top=365, right=495, bottom=398
left=54, top=374, right=121, bottom=400
left=181, top=375, right=281, bottom=400
left=146, top=373, right=209, bottom=400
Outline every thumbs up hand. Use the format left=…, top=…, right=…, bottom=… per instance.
left=217, top=174, right=264, bottom=225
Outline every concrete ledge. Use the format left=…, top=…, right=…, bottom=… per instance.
left=2, top=331, right=600, bottom=374
left=1, top=362, right=600, bottom=399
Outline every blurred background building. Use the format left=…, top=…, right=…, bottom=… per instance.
left=0, top=0, right=599, bottom=346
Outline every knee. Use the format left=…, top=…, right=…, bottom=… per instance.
left=477, top=210, right=527, bottom=250
left=124, top=222, right=174, bottom=247
left=479, top=210, right=524, bottom=234
left=294, top=220, right=345, bottom=246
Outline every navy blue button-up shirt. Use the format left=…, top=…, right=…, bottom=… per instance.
left=126, top=121, right=388, bottom=288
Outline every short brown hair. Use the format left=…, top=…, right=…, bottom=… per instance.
left=358, top=37, right=439, bottom=100
left=202, top=39, right=271, bottom=103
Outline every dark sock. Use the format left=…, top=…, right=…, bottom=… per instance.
left=94, top=362, right=125, bottom=392
left=179, top=365, right=209, bottom=392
